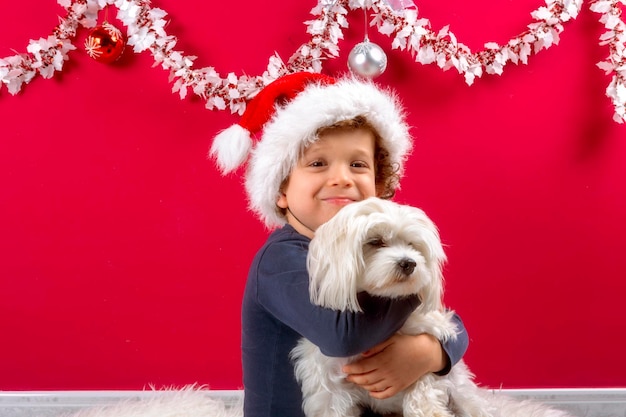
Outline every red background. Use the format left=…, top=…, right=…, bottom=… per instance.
left=1, top=1, right=625, bottom=390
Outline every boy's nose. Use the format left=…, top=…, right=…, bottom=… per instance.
left=327, top=165, right=353, bottom=186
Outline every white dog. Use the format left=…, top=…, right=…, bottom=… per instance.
left=291, top=197, right=575, bottom=417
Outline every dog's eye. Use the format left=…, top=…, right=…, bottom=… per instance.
left=367, top=238, right=386, bottom=247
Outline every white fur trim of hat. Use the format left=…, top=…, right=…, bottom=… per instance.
left=210, top=72, right=412, bottom=229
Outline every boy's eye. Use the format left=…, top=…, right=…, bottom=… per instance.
left=351, top=161, right=368, bottom=168
left=309, top=160, right=325, bottom=167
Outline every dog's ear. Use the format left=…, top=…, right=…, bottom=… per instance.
left=416, top=267, right=444, bottom=313
left=397, top=204, right=447, bottom=313
left=419, top=242, right=446, bottom=313
left=307, top=202, right=371, bottom=312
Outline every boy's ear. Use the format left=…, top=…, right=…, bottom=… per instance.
left=277, top=192, right=288, bottom=209
left=277, top=179, right=289, bottom=208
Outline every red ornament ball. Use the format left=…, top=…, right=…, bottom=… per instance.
left=84, top=23, right=126, bottom=64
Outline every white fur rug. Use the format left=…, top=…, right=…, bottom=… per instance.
left=60, top=386, right=576, bottom=417
left=62, top=387, right=243, bottom=417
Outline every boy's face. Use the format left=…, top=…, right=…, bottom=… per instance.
left=277, top=128, right=377, bottom=238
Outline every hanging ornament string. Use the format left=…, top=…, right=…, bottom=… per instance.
left=0, top=0, right=625, bottom=123
left=348, top=7, right=389, bottom=78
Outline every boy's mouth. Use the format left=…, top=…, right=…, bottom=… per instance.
left=322, top=197, right=357, bottom=206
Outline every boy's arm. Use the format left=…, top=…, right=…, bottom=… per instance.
left=342, top=312, right=468, bottom=399
left=436, top=312, right=469, bottom=375
left=255, top=241, right=420, bottom=357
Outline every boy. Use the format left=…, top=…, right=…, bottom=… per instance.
left=211, top=72, right=468, bottom=417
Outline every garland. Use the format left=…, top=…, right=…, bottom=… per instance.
left=1, top=0, right=625, bottom=123
left=591, top=0, right=626, bottom=123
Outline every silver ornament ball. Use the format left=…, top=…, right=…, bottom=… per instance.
left=348, top=39, right=388, bottom=78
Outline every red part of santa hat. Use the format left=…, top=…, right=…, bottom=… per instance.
left=209, top=72, right=336, bottom=174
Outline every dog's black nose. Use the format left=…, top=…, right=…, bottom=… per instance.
left=399, top=258, right=417, bottom=275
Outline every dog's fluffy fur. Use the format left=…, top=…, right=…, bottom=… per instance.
left=291, top=197, right=575, bottom=417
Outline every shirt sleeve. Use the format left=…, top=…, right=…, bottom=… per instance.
left=435, top=312, right=469, bottom=375
left=255, top=238, right=420, bottom=357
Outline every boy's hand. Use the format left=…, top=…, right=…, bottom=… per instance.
left=342, top=333, right=446, bottom=399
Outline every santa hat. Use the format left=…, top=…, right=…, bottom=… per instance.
left=209, top=72, right=413, bottom=229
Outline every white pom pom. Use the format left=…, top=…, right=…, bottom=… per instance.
left=209, top=125, right=253, bottom=174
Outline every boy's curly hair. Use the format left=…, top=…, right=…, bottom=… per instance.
left=315, top=116, right=400, bottom=199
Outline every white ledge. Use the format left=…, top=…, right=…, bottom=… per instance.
left=0, top=388, right=624, bottom=417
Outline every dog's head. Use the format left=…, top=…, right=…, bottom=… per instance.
left=307, top=197, right=446, bottom=313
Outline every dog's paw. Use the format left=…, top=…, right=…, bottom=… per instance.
left=401, top=310, right=458, bottom=341
left=403, top=376, right=456, bottom=417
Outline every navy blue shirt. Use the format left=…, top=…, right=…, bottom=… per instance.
left=241, top=225, right=468, bottom=417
